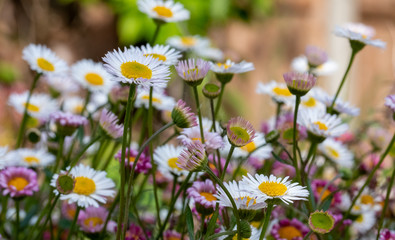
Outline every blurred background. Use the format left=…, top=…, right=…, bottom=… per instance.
left=0, top=0, right=394, bottom=145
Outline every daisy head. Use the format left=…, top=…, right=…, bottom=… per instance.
left=210, top=59, right=254, bottom=84
left=313, top=89, right=360, bottom=116
left=115, top=146, right=152, bottom=174
left=99, top=109, right=124, bottom=139
left=138, top=44, right=182, bottom=65
left=175, top=58, right=210, bottom=86
left=241, top=174, right=309, bottom=205
left=178, top=126, right=224, bottom=153
left=50, top=111, right=88, bottom=136
left=78, top=206, right=108, bottom=233
left=305, top=45, right=328, bottom=68
left=71, top=59, right=113, bottom=93
left=137, top=0, right=190, bottom=23
left=256, top=80, right=294, bottom=105
left=153, top=144, right=189, bottom=179
left=102, top=48, right=170, bottom=88
left=318, top=138, right=354, bottom=168
left=297, top=109, right=348, bottom=142
left=291, top=55, right=338, bottom=76
left=177, top=141, right=207, bottom=172
left=167, top=35, right=210, bottom=52
left=308, top=210, right=335, bottom=234
left=227, top=117, right=256, bottom=147
left=6, top=148, right=55, bottom=168
left=311, top=179, right=342, bottom=207
left=135, top=87, right=175, bottom=111
left=270, top=218, right=310, bottom=240
left=22, top=44, right=68, bottom=76
left=0, top=167, right=39, bottom=198
left=51, top=164, right=116, bottom=208
left=283, top=71, right=317, bottom=97
left=171, top=99, right=198, bottom=128
left=187, top=179, right=218, bottom=214
left=334, top=23, right=386, bottom=49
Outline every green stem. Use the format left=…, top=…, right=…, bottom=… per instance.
left=81, top=91, right=91, bottom=115
left=214, top=82, right=226, bottom=118
left=151, top=22, right=162, bottom=45
left=328, top=50, right=357, bottom=113
left=209, top=98, right=217, bottom=132
left=206, top=230, right=237, bottom=240
left=33, top=195, right=60, bottom=240
left=259, top=204, right=273, bottom=240
left=101, top=193, right=120, bottom=238
left=101, top=142, right=120, bottom=171
left=67, top=206, right=81, bottom=240
left=16, top=72, right=41, bottom=148
left=193, top=86, right=205, bottom=143
left=116, top=85, right=135, bottom=240
left=221, top=145, right=235, bottom=181
left=292, top=95, right=301, bottom=183
left=15, top=200, right=20, bottom=240
left=0, top=196, right=8, bottom=235
left=52, top=136, right=65, bottom=174
left=155, top=172, right=193, bottom=240
left=69, top=135, right=102, bottom=169
left=275, top=102, right=283, bottom=128
left=376, top=165, right=395, bottom=240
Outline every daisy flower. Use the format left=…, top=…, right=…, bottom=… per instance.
left=138, top=44, right=182, bottom=65
left=102, top=48, right=170, bottom=88
left=291, top=55, right=338, bottom=76
left=22, top=44, right=68, bottom=75
left=270, top=218, right=310, bottom=240
left=134, top=87, right=175, bottom=111
left=334, top=23, right=386, bottom=49
left=256, top=80, right=294, bottom=105
left=379, top=229, right=395, bottom=240
left=175, top=58, right=210, bottom=86
left=8, top=91, right=58, bottom=120
left=114, top=147, right=151, bottom=174
left=351, top=210, right=376, bottom=234
left=311, top=179, right=342, bottom=206
left=241, top=174, right=309, bottom=204
left=299, top=89, right=326, bottom=112
left=137, top=0, right=190, bottom=23
left=51, top=164, right=116, bottom=208
left=187, top=179, right=218, bottom=213
left=219, top=225, right=260, bottom=240
left=78, top=206, right=108, bottom=233
left=62, top=96, right=85, bottom=114
left=5, top=148, right=55, bottom=168
left=313, top=89, right=360, bottom=116
left=384, top=94, right=395, bottom=112
left=178, top=126, right=224, bottom=152
left=153, top=144, right=189, bottom=179
left=297, top=109, right=348, bottom=141
left=50, top=111, right=88, bottom=136
left=176, top=141, right=207, bottom=172
left=318, top=138, right=354, bottom=168
left=227, top=117, right=256, bottom=147
left=125, top=223, right=150, bottom=240
left=210, top=59, right=255, bottom=74
left=304, top=45, right=328, bottom=67
left=71, top=59, right=113, bottom=93
left=62, top=202, right=77, bottom=221
left=44, top=74, right=80, bottom=95
left=0, top=167, right=39, bottom=197
left=354, top=190, right=383, bottom=212
left=167, top=35, right=210, bottom=52
left=283, top=71, right=317, bottom=96
left=164, top=230, right=184, bottom=240
left=99, top=109, right=124, bottom=139
left=171, top=99, right=198, bottom=128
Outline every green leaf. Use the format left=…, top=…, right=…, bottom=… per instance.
left=205, top=207, right=219, bottom=236
left=186, top=205, right=195, bottom=240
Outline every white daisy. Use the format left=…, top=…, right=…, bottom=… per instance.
left=102, top=48, right=170, bottom=89
left=219, top=225, right=260, bottom=240
left=137, top=0, right=190, bottom=23
left=86, top=92, right=109, bottom=113
left=177, top=126, right=224, bottom=152
left=313, top=88, right=360, bottom=116
left=241, top=174, right=309, bottom=204
left=210, top=59, right=255, bottom=74
left=297, top=109, right=348, bottom=139
left=215, top=180, right=267, bottom=210
left=299, top=90, right=326, bottom=112
left=256, top=80, right=294, bottom=105
left=201, top=117, right=222, bottom=133
left=136, top=44, right=181, bottom=66
left=22, top=44, right=68, bottom=75
left=351, top=210, right=376, bottom=234
left=51, top=164, right=116, bottom=208
left=291, top=56, right=338, bottom=76
left=71, top=59, right=114, bottom=93
left=222, top=132, right=273, bottom=161
left=44, top=74, right=80, bottom=95
left=166, top=35, right=210, bottom=52
left=5, top=148, right=55, bottom=168
left=8, top=91, right=58, bottom=120
left=63, top=96, right=85, bottom=114
left=134, top=87, right=175, bottom=111
left=0, top=146, right=9, bottom=170
left=153, top=144, right=190, bottom=179
left=334, top=23, right=386, bottom=48
left=354, top=190, right=383, bottom=212
left=318, top=138, right=354, bottom=168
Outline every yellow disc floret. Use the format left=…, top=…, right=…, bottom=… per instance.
left=73, top=176, right=96, bottom=195
left=258, top=181, right=287, bottom=197
left=120, top=61, right=152, bottom=79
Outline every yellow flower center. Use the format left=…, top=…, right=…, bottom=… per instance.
left=24, top=156, right=40, bottom=163
left=144, top=53, right=167, bottom=62
left=216, top=63, right=231, bottom=69
left=230, top=126, right=250, bottom=142
left=37, top=58, right=55, bottom=71
left=278, top=226, right=303, bottom=240
left=141, top=95, right=162, bottom=103
left=317, top=187, right=331, bottom=202
left=180, top=37, right=197, bottom=47
left=66, top=208, right=76, bottom=219
left=23, top=102, right=40, bottom=112
left=8, top=177, right=29, bottom=191
left=302, top=97, right=317, bottom=107
left=200, top=192, right=217, bottom=202
left=152, top=6, right=173, bottom=18
left=168, top=157, right=182, bottom=171
left=314, top=121, right=328, bottom=131
left=236, top=196, right=256, bottom=207
left=73, top=176, right=96, bottom=195
left=240, top=141, right=256, bottom=153
left=258, top=181, right=287, bottom=197
left=83, top=216, right=103, bottom=227
left=326, top=146, right=339, bottom=158
left=128, top=157, right=136, bottom=162
left=191, top=137, right=202, bottom=142
left=120, top=61, right=152, bottom=79
left=273, top=87, right=292, bottom=96
left=361, top=194, right=375, bottom=205
left=85, top=73, right=104, bottom=86
left=356, top=214, right=364, bottom=223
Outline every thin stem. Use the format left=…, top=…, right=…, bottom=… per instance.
left=101, top=142, right=120, bottom=171
left=151, top=22, right=162, bottom=45
left=0, top=196, right=8, bottom=235
left=16, top=72, right=41, bottom=148
left=81, top=91, right=91, bottom=115
left=206, top=230, right=237, bottom=240
left=214, top=82, right=226, bottom=118
left=101, top=193, right=120, bottom=238
left=303, top=230, right=313, bottom=240
left=221, top=145, right=235, bottom=181
left=33, top=195, right=60, bottom=240
left=292, top=95, right=301, bottom=183
left=193, top=86, right=205, bottom=143
left=259, top=204, right=273, bottom=240
left=328, top=50, right=357, bottom=113
left=275, top=102, right=283, bottom=128
left=116, top=85, right=135, bottom=240
left=376, top=165, right=395, bottom=240
left=52, top=136, right=65, bottom=174
left=209, top=98, right=217, bottom=132
left=15, top=200, right=20, bottom=240
left=66, top=206, right=81, bottom=240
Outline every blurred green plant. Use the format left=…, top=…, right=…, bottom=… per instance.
left=0, top=62, right=19, bottom=85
